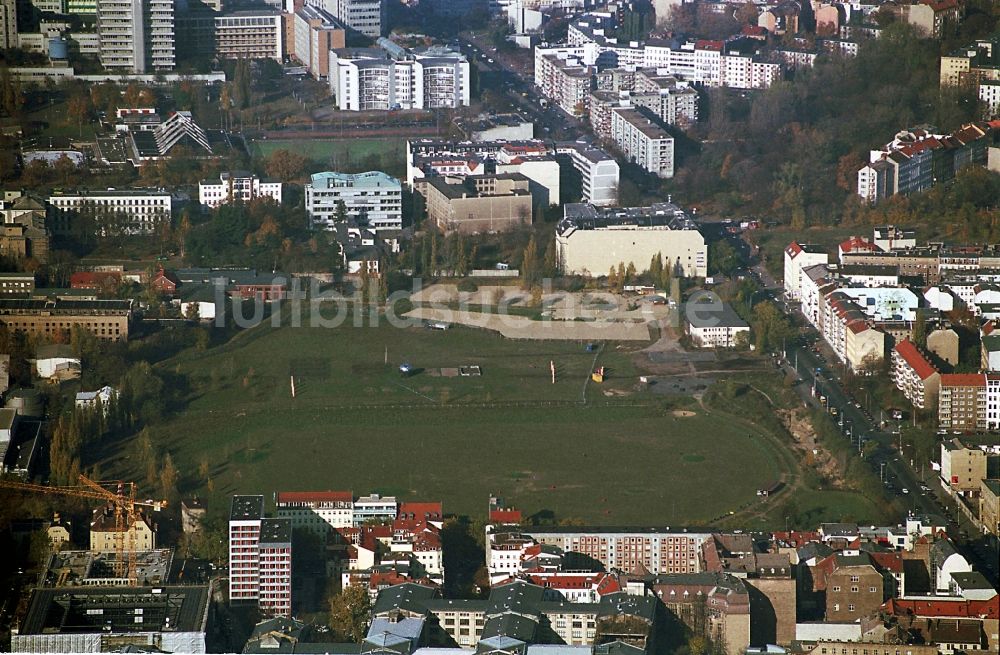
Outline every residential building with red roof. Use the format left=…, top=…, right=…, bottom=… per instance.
left=784, top=241, right=829, bottom=301
left=838, top=236, right=882, bottom=264
left=70, top=270, right=122, bottom=291
left=892, top=339, right=941, bottom=409
left=499, top=571, right=621, bottom=603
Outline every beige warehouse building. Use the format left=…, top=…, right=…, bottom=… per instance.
left=425, top=173, right=533, bottom=234
left=556, top=202, right=707, bottom=278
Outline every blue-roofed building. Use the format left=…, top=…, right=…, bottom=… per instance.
left=305, top=171, right=403, bottom=231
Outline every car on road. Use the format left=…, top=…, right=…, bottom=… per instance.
left=901, top=488, right=909, bottom=494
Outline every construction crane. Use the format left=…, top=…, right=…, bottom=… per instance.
left=0, top=474, right=166, bottom=584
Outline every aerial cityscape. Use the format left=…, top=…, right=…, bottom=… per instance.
left=0, top=0, right=998, bottom=653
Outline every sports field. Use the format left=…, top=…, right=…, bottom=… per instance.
left=249, top=137, right=406, bottom=163
left=116, top=314, right=888, bottom=527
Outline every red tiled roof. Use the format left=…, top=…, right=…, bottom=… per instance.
left=847, top=319, right=869, bottom=334
left=869, top=551, right=903, bottom=574
left=70, top=271, right=121, bottom=288
left=885, top=596, right=999, bottom=620
left=741, top=25, right=767, bottom=36
left=940, top=373, right=987, bottom=388
left=771, top=530, right=821, bottom=547
left=785, top=241, right=803, bottom=257
left=275, top=490, right=353, bottom=503
left=895, top=339, right=938, bottom=380
left=839, top=236, right=879, bottom=254
left=490, top=509, right=523, bottom=523
left=696, top=39, right=724, bottom=51
left=398, top=502, right=442, bottom=520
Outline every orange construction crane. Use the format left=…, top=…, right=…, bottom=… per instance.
left=0, top=474, right=166, bottom=584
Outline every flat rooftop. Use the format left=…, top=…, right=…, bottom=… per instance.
left=559, top=202, right=699, bottom=234
left=19, top=585, right=210, bottom=635
left=231, top=495, right=264, bottom=521
left=41, top=549, right=174, bottom=587
left=611, top=107, right=672, bottom=140
left=260, top=517, right=292, bottom=544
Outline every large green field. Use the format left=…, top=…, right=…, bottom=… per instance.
left=109, top=314, right=888, bottom=527
left=249, top=137, right=406, bottom=164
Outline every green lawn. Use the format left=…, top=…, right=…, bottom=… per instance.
left=249, top=137, right=406, bottom=164
left=111, top=317, right=791, bottom=526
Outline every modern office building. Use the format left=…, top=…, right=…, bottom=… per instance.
left=293, top=5, right=346, bottom=79
left=322, top=0, right=382, bottom=38
left=214, top=10, right=284, bottom=61
left=97, top=0, right=175, bottom=72
left=329, top=42, right=470, bottom=111
left=305, top=171, right=402, bottom=231
left=555, top=141, right=620, bottom=206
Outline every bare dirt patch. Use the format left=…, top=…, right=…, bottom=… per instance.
left=777, top=407, right=847, bottom=488
left=672, top=410, right=697, bottom=417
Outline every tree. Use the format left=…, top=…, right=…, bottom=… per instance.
left=53, top=154, right=76, bottom=186
left=543, top=237, right=558, bottom=277
left=67, top=93, right=91, bottom=136
left=160, top=453, right=179, bottom=502
left=328, top=584, right=372, bottom=641
left=266, top=149, right=308, bottom=181
left=911, top=310, right=927, bottom=349
left=521, top=235, right=539, bottom=288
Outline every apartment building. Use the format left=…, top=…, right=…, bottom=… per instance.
left=0, top=273, right=35, bottom=296
left=610, top=106, right=674, bottom=178
left=651, top=573, right=750, bottom=655
left=257, top=518, right=293, bottom=617
left=980, top=80, right=1000, bottom=117
left=687, top=301, right=749, bottom=348
left=784, top=242, right=829, bottom=301
left=940, top=438, right=988, bottom=495
left=215, top=11, right=284, bottom=61
left=891, top=339, right=941, bottom=410
left=329, top=43, right=469, bottom=110
left=48, top=189, right=171, bottom=236
left=424, top=173, right=533, bottom=234
left=354, top=494, right=397, bottom=525
left=857, top=124, right=993, bottom=203
left=90, top=506, right=156, bottom=552
left=229, top=496, right=292, bottom=617
left=305, top=170, right=402, bottom=231
left=229, top=495, right=264, bottom=607
left=815, top=553, right=886, bottom=623
left=940, top=37, right=999, bottom=87
left=534, top=45, right=596, bottom=117
left=293, top=5, right=345, bottom=79
left=0, top=298, right=133, bottom=340
left=0, top=0, right=16, bottom=51
left=906, top=0, right=961, bottom=38
left=556, top=202, right=707, bottom=278
left=199, top=172, right=282, bottom=209
left=406, top=139, right=561, bottom=206
left=501, top=526, right=711, bottom=574
left=275, top=491, right=354, bottom=541
left=555, top=141, right=620, bottom=206
left=939, top=374, right=991, bottom=432
left=981, top=479, right=1000, bottom=537
left=97, top=0, right=175, bottom=72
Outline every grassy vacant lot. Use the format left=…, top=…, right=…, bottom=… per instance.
left=112, top=315, right=797, bottom=526
left=249, top=137, right=405, bottom=164
left=107, top=311, right=889, bottom=527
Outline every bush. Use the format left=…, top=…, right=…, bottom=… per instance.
left=457, top=279, right=478, bottom=292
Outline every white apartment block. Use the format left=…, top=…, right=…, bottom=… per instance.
left=891, top=339, right=940, bottom=410
left=199, top=172, right=282, bottom=209
left=353, top=493, right=397, bottom=526
left=534, top=45, right=597, bottom=117
left=783, top=241, right=829, bottom=301
left=610, top=107, right=674, bottom=178
left=980, top=80, right=1000, bottom=118
left=329, top=45, right=470, bottom=111
left=215, top=11, right=283, bottom=61
left=47, top=189, right=171, bottom=236
left=97, top=0, right=175, bottom=73
left=275, top=491, right=354, bottom=541
left=305, top=170, right=402, bottom=231
left=556, top=202, right=707, bottom=278
left=555, top=142, right=620, bottom=206
left=321, top=0, right=382, bottom=38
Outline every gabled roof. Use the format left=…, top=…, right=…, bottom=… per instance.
left=276, top=490, right=353, bottom=504
left=894, top=339, right=938, bottom=380
left=940, top=373, right=986, bottom=388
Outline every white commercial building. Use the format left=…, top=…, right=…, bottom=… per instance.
left=97, top=0, right=175, bottom=73
left=214, top=11, right=283, bottom=61
left=47, top=189, right=172, bottom=236
left=329, top=43, right=470, bottom=111
left=555, top=141, right=620, bottom=206
left=199, top=172, right=283, bottom=209
left=305, top=170, right=402, bottom=231
left=610, top=106, right=674, bottom=178
left=275, top=491, right=354, bottom=541
left=556, top=202, right=707, bottom=278
left=687, top=300, right=750, bottom=348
